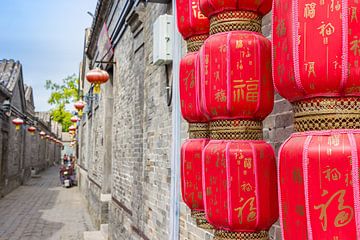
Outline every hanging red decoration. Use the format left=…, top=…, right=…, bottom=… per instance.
left=74, top=100, right=86, bottom=118
left=181, top=138, right=211, bottom=229
left=180, top=52, right=208, bottom=123
left=27, top=126, right=36, bottom=135
left=71, top=116, right=79, bottom=123
left=272, top=0, right=360, bottom=103
left=12, top=118, right=24, bottom=131
left=199, top=31, right=274, bottom=121
left=176, top=0, right=210, bottom=51
left=278, top=130, right=360, bottom=240
left=39, top=131, right=46, bottom=139
left=86, top=68, right=109, bottom=94
left=68, top=125, right=76, bottom=132
left=203, top=140, right=278, bottom=238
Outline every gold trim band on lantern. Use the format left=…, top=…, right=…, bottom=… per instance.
left=188, top=123, right=210, bottom=139
left=186, top=34, right=209, bottom=52
left=214, top=230, right=269, bottom=240
left=293, top=97, right=360, bottom=131
left=210, top=120, right=263, bottom=140
left=191, top=210, right=214, bottom=230
left=210, top=11, right=262, bottom=35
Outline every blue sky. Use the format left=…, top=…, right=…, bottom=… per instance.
left=0, top=0, right=98, bottom=111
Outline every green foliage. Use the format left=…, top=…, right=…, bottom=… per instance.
left=45, top=74, right=79, bottom=131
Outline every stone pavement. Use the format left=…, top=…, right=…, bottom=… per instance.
left=0, top=166, right=94, bottom=240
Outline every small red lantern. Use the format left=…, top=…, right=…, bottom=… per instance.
left=176, top=0, right=209, bottom=51
left=39, top=131, right=46, bottom=139
left=278, top=130, right=360, bottom=240
left=203, top=140, right=278, bottom=237
left=86, top=68, right=109, bottom=94
left=12, top=118, right=24, bottom=131
left=199, top=31, right=274, bottom=121
left=68, top=125, right=76, bottom=132
left=70, top=116, right=79, bottom=123
left=45, top=135, right=50, bottom=140
left=181, top=138, right=211, bottom=228
left=180, top=52, right=208, bottom=123
left=27, top=126, right=36, bottom=135
left=74, top=100, right=86, bottom=117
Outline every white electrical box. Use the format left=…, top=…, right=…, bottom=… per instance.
left=153, top=14, right=173, bottom=65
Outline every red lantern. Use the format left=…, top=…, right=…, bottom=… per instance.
left=27, top=126, right=36, bottom=135
left=278, top=130, right=360, bottom=240
left=39, top=131, right=46, bottom=139
left=69, top=125, right=76, bottom=132
left=176, top=0, right=209, bottom=51
left=272, top=0, right=360, bottom=103
left=199, top=31, right=274, bottom=121
left=199, top=0, right=272, bottom=35
left=86, top=68, right=109, bottom=94
left=74, top=100, right=86, bottom=117
left=181, top=138, right=211, bottom=228
left=71, top=116, right=79, bottom=123
left=203, top=140, right=278, bottom=236
left=180, top=52, right=208, bottom=123
left=12, top=118, right=24, bottom=131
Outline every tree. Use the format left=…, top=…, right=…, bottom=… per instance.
left=45, top=74, right=79, bottom=131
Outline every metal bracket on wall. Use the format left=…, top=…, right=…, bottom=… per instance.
left=94, top=61, right=116, bottom=65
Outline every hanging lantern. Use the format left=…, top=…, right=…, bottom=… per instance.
left=45, top=135, right=50, bottom=140
left=74, top=100, right=86, bottom=117
left=12, top=118, right=24, bottom=131
left=278, top=130, right=360, bottom=240
left=39, top=131, right=46, bottom=139
left=71, top=116, right=79, bottom=124
left=176, top=0, right=210, bottom=52
left=27, top=126, right=36, bottom=135
left=203, top=140, right=278, bottom=238
left=68, top=125, right=76, bottom=132
left=199, top=0, right=272, bottom=35
left=181, top=139, right=212, bottom=229
left=86, top=68, right=109, bottom=94
left=199, top=31, right=274, bottom=122
left=273, top=0, right=360, bottom=103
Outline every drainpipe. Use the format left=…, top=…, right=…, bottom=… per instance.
left=169, top=1, right=182, bottom=239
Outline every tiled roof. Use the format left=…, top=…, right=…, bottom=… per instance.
left=0, top=59, right=21, bottom=92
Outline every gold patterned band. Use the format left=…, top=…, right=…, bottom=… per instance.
left=293, top=97, right=360, bottom=131
left=188, top=123, right=210, bottom=139
left=210, top=11, right=262, bottom=35
left=210, top=120, right=263, bottom=140
left=214, top=230, right=269, bottom=240
left=191, top=210, right=214, bottom=230
left=186, top=34, right=208, bottom=52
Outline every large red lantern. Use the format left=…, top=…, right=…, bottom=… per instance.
left=203, top=140, right=278, bottom=238
left=272, top=0, right=360, bottom=102
left=176, top=0, right=210, bottom=52
left=12, top=118, right=24, bottom=131
left=74, top=100, right=86, bottom=117
left=199, top=0, right=272, bottom=34
left=278, top=130, right=360, bottom=240
left=27, top=126, right=36, bottom=135
left=86, top=68, right=109, bottom=94
left=199, top=31, right=274, bottom=121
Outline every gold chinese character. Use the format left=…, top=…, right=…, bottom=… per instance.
left=235, top=197, right=257, bottom=224
left=305, top=62, right=316, bottom=77
left=314, top=190, right=354, bottom=231
left=215, top=89, right=226, bottom=103
left=350, top=7, right=358, bottom=23
left=304, top=3, right=317, bottom=18
left=350, top=37, right=360, bottom=56
left=191, top=1, right=206, bottom=19
left=240, top=183, right=253, bottom=192
left=244, top=158, right=252, bottom=169
left=323, top=166, right=341, bottom=181
left=330, top=0, right=341, bottom=12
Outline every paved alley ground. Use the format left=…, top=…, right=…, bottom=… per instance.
left=0, top=166, right=94, bottom=240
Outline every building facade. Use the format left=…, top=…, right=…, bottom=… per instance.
left=0, top=59, right=62, bottom=197
left=78, top=1, right=291, bottom=239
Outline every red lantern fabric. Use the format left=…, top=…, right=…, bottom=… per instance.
left=176, top=0, right=210, bottom=40
left=203, top=140, right=278, bottom=231
left=71, top=116, right=79, bottom=123
left=278, top=129, right=360, bottom=240
left=69, top=126, right=76, bottom=132
left=199, top=0, right=272, bottom=18
left=273, top=0, right=360, bottom=103
left=28, top=126, right=36, bottom=134
left=199, top=31, right=274, bottom=121
left=74, top=101, right=85, bottom=111
left=86, top=68, right=109, bottom=85
left=181, top=138, right=208, bottom=212
left=180, top=52, right=208, bottom=122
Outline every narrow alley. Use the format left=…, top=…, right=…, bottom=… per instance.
left=0, top=166, right=94, bottom=240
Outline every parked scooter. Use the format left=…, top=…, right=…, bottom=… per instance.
left=60, top=164, right=75, bottom=188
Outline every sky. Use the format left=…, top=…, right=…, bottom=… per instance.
left=0, top=0, right=98, bottom=111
